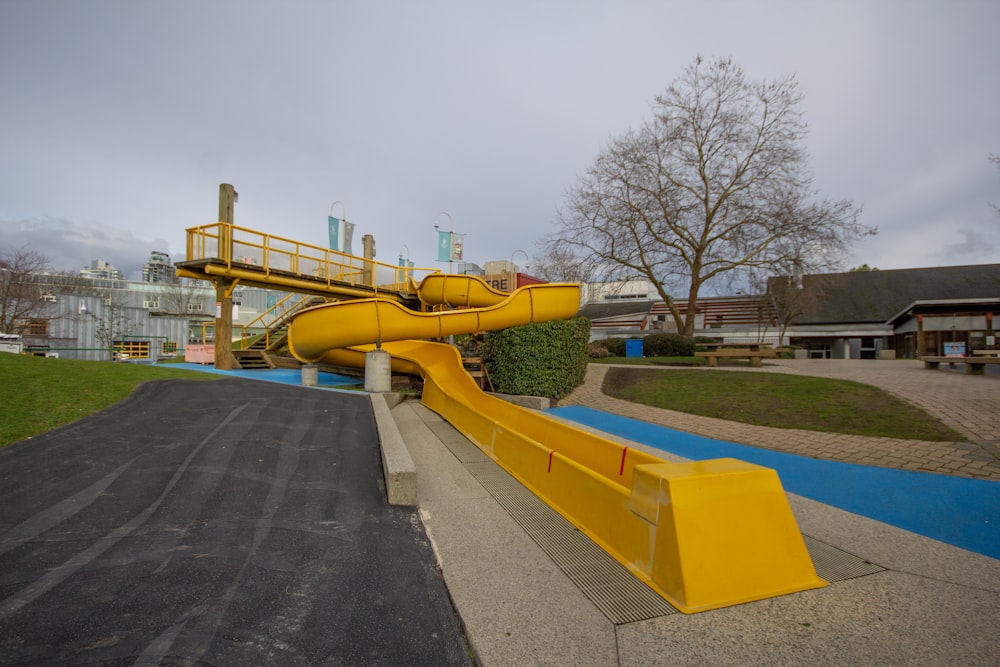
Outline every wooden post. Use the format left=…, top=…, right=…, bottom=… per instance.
left=214, top=184, right=237, bottom=370
left=214, top=278, right=235, bottom=370
left=916, top=313, right=925, bottom=357
left=217, top=183, right=236, bottom=263
left=362, top=234, right=376, bottom=287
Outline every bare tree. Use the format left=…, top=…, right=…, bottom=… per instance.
left=90, top=293, right=141, bottom=361
left=552, top=56, right=874, bottom=336
left=0, top=246, right=52, bottom=335
left=158, top=278, right=209, bottom=316
left=529, top=240, right=601, bottom=283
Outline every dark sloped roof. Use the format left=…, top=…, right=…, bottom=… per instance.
left=768, top=264, right=1000, bottom=324
left=580, top=300, right=656, bottom=321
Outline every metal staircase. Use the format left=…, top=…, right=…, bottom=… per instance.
left=232, top=294, right=328, bottom=369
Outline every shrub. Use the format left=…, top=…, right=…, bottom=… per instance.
left=642, top=333, right=695, bottom=357
left=482, top=317, right=591, bottom=400
left=588, top=342, right=610, bottom=358
left=598, top=337, right=627, bottom=357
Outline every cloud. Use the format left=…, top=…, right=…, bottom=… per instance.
left=0, top=217, right=174, bottom=280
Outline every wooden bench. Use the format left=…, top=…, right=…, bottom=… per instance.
left=972, top=349, right=1000, bottom=357
left=695, top=348, right=778, bottom=368
left=921, top=356, right=1000, bottom=375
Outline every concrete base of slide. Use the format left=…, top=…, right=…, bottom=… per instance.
left=365, top=349, right=392, bottom=393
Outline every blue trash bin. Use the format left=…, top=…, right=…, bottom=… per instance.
left=625, top=339, right=643, bottom=358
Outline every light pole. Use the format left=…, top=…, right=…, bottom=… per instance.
left=509, top=249, right=529, bottom=273
left=509, top=249, right=529, bottom=288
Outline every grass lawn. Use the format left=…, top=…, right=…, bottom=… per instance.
left=602, top=365, right=966, bottom=442
left=0, top=354, right=217, bottom=447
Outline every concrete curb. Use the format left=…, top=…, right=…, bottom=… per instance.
left=488, top=391, right=550, bottom=410
left=370, top=392, right=417, bottom=506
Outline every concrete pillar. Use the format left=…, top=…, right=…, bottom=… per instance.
left=364, top=349, right=392, bottom=393
left=301, top=363, right=318, bottom=386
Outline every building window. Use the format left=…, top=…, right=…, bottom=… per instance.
left=187, top=301, right=204, bottom=312
left=143, top=297, right=160, bottom=309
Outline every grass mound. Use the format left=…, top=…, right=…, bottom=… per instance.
left=0, top=354, right=216, bottom=447
left=602, top=366, right=965, bottom=442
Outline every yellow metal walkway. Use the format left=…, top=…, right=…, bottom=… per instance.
left=176, top=222, right=439, bottom=302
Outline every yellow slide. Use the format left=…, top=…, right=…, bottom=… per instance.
left=287, top=280, right=580, bottom=361
left=287, top=275, right=826, bottom=613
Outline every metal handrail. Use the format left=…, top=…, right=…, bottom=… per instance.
left=184, top=222, right=440, bottom=295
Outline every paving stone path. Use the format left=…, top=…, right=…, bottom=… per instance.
left=560, top=359, right=1000, bottom=481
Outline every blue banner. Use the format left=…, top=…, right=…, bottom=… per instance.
left=437, top=231, right=451, bottom=262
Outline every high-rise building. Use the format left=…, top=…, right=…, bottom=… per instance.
left=79, top=259, right=124, bottom=281
left=142, top=251, right=178, bottom=284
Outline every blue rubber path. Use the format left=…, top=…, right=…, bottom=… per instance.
left=549, top=406, right=1000, bottom=561
left=167, top=362, right=362, bottom=388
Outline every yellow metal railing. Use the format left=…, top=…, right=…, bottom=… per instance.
left=199, top=321, right=252, bottom=349
left=184, top=222, right=439, bottom=295
left=239, top=292, right=320, bottom=349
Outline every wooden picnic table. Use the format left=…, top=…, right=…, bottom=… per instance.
left=695, top=346, right=777, bottom=368
left=921, top=355, right=1000, bottom=375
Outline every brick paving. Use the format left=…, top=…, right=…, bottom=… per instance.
left=560, top=359, right=1000, bottom=481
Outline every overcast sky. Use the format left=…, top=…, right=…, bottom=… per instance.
left=2, top=0, right=998, bottom=281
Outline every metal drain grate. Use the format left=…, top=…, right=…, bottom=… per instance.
left=803, top=535, right=885, bottom=582
left=466, top=461, right=680, bottom=623
left=426, top=421, right=490, bottom=463
left=419, top=408, right=885, bottom=623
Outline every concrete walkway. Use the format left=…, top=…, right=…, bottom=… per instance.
left=560, top=359, right=1000, bottom=481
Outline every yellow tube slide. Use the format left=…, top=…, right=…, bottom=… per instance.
left=287, top=280, right=579, bottom=362
left=415, top=273, right=511, bottom=308
left=286, top=274, right=825, bottom=613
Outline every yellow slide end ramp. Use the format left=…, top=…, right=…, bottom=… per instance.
left=629, top=459, right=827, bottom=613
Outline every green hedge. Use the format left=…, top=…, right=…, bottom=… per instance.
left=593, top=333, right=699, bottom=357
left=482, top=317, right=591, bottom=400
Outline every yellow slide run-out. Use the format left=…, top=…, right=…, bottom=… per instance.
left=287, top=275, right=826, bottom=614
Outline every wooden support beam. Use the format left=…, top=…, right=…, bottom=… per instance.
left=214, top=184, right=237, bottom=370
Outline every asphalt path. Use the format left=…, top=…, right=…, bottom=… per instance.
left=0, top=378, right=471, bottom=665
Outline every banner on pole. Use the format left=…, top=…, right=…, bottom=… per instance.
left=437, top=230, right=451, bottom=262
left=343, top=221, right=355, bottom=255
left=437, top=230, right=465, bottom=261
left=328, top=216, right=339, bottom=252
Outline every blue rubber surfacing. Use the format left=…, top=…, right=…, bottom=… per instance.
left=548, top=406, right=1000, bottom=561
left=165, top=362, right=362, bottom=388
